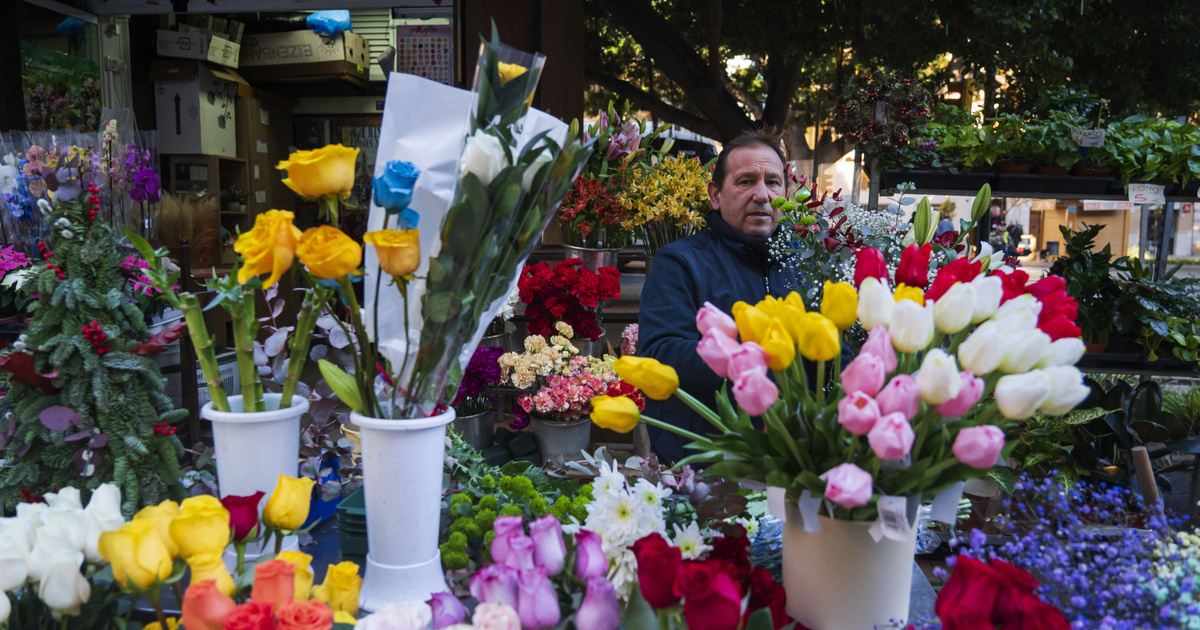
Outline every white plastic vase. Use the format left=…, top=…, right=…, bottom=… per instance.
left=782, top=508, right=917, bottom=630
left=201, top=393, right=308, bottom=565
left=351, top=408, right=455, bottom=612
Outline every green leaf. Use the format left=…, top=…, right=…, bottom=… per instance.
left=986, top=466, right=1017, bottom=495
left=744, top=607, right=776, bottom=630
left=123, top=228, right=157, bottom=265
left=622, top=587, right=661, bottom=630
left=318, top=359, right=364, bottom=413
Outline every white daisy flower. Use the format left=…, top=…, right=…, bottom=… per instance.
left=671, top=522, right=712, bottom=560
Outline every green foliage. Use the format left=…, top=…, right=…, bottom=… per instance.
left=1048, top=224, right=1123, bottom=344
left=1163, top=385, right=1200, bottom=436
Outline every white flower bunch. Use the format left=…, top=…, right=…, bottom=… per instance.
left=583, top=459, right=672, bottom=599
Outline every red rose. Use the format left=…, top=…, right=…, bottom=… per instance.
left=991, top=269, right=1030, bottom=304
left=745, top=567, right=789, bottom=630
left=895, top=243, right=932, bottom=289
left=673, top=560, right=719, bottom=599
left=630, top=533, right=682, bottom=608
left=224, top=602, right=276, bottom=630
left=926, top=257, right=983, bottom=302
left=221, top=492, right=265, bottom=542
left=936, top=555, right=1070, bottom=630
left=933, top=229, right=964, bottom=252
left=853, top=247, right=889, bottom=288
left=683, top=572, right=743, bottom=630
left=708, top=530, right=751, bottom=584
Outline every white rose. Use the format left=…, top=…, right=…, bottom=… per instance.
left=84, top=484, right=122, bottom=520
left=889, top=299, right=934, bottom=354
left=44, top=487, right=83, bottom=511
left=994, top=371, right=1055, bottom=420
left=39, top=508, right=88, bottom=553
left=522, top=147, right=555, bottom=192
left=0, top=536, right=29, bottom=591
left=1038, top=366, right=1092, bottom=417
left=473, top=602, right=523, bottom=630
left=460, top=130, right=509, bottom=186
left=856, top=277, right=894, bottom=331
left=969, top=276, right=1004, bottom=324
left=37, top=550, right=90, bottom=618
left=358, top=601, right=434, bottom=630
left=931, top=282, right=974, bottom=334
left=27, top=525, right=77, bottom=583
left=84, top=509, right=125, bottom=566
left=0, top=518, right=35, bottom=556
left=915, top=349, right=962, bottom=405
left=0, top=582, right=9, bottom=624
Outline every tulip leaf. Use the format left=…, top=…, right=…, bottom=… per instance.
left=622, top=587, right=661, bottom=630
left=318, top=359, right=365, bottom=414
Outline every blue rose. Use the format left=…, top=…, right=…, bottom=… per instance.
left=373, top=160, right=421, bottom=216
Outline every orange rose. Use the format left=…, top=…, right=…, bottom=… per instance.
left=250, top=559, right=295, bottom=607
left=276, top=600, right=335, bottom=630
left=225, top=602, right=275, bottom=630
left=181, top=579, right=237, bottom=630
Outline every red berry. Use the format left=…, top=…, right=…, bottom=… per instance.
left=46, top=264, right=54, bottom=269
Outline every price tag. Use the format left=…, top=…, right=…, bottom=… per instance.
left=797, top=490, right=821, bottom=533
left=767, top=486, right=787, bottom=522
left=869, top=495, right=911, bottom=542
left=930, top=481, right=966, bottom=525
left=253, top=162, right=260, bottom=179
left=1128, top=183, right=1166, bottom=205
left=260, top=106, right=269, bottom=125
left=1070, top=126, right=1106, bottom=147
left=256, top=138, right=268, bottom=154
left=255, top=190, right=266, bottom=204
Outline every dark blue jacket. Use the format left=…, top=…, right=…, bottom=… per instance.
left=637, top=212, right=804, bottom=463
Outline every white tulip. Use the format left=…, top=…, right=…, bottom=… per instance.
left=889, top=299, right=934, bottom=354
left=1038, top=366, right=1092, bottom=416
left=932, top=282, right=974, bottom=334
left=969, top=276, right=1004, bottom=324
left=43, top=488, right=83, bottom=511
left=460, top=130, right=509, bottom=186
left=857, top=277, right=895, bottom=331
left=958, top=321, right=1006, bottom=375
left=1037, top=337, right=1086, bottom=368
left=84, top=484, right=122, bottom=518
left=915, top=349, right=962, bottom=404
left=991, top=294, right=1042, bottom=333
left=998, top=330, right=1051, bottom=374
left=0, top=536, right=29, bottom=591
left=522, top=147, right=554, bottom=192
left=27, top=525, right=76, bottom=583
left=0, top=586, right=9, bottom=624
left=994, top=371, right=1055, bottom=420
left=37, top=549, right=89, bottom=618
left=39, top=508, right=88, bottom=553
left=84, top=509, right=125, bottom=566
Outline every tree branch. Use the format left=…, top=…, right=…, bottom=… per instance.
left=762, top=53, right=806, bottom=130
left=586, top=70, right=721, bottom=139
left=708, top=0, right=723, bottom=85
left=729, top=82, right=764, bottom=118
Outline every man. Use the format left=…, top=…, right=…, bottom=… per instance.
left=637, top=129, right=801, bottom=463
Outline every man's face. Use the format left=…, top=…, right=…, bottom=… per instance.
left=708, top=145, right=785, bottom=238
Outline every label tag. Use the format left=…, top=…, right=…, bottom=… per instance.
left=260, top=106, right=269, bottom=125
left=1128, top=183, right=1166, bottom=205
left=766, top=486, right=787, bottom=522
left=931, top=482, right=965, bottom=525
left=256, top=138, right=268, bottom=154
left=870, top=495, right=911, bottom=542
left=253, top=162, right=260, bottom=179
left=798, top=490, right=821, bottom=533
left=1070, top=126, right=1106, bottom=147
left=254, top=190, right=266, bottom=204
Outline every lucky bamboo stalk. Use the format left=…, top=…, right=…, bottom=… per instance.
left=279, top=285, right=331, bottom=408
left=232, top=284, right=262, bottom=413
left=177, top=292, right=230, bottom=412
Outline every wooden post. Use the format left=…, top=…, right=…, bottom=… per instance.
left=1131, top=446, right=1160, bottom=506
left=850, top=149, right=863, bottom=206
left=867, top=101, right=885, bottom=212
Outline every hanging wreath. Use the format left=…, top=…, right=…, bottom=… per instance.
left=834, top=70, right=932, bottom=156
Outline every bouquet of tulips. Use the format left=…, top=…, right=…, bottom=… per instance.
left=590, top=204, right=1090, bottom=526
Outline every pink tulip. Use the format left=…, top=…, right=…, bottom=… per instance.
left=575, top=576, right=620, bottom=630
left=936, top=371, right=985, bottom=417
left=573, top=530, right=607, bottom=581
left=822, top=463, right=873, bottom=509
left=733, top=367, right=778, bottom=416
left=490, top=516, right=525, bottom=566
left=428, top=591, right=468, bottom=629
left=470, top=564, right=519, bottom=608
left=517, top=567, right=561, bottom=630
left=696, top=302, right=738, bottom=339
left=952, top=425, right=1006, bottom=469
left=841, top=353, right=887, bottom=397
left=528, top=515, right=565, bottom=576
left=837, top=391, right=881, bottom=435
left=697, top=329, right=740, bottom=379
left=503, top=534, right=536, bottom=571
left=729, top=342, right=769, bottom=379
left=867, top=412, right=916, bottom=460
left=861, top=326, right=898, bottom=374
left=876, top=374, right=920, bottom=420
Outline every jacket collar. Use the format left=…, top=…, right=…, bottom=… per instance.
left=706, top=211, right=777, bottom=263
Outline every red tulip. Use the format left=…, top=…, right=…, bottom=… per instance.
left=926, top=257, right=983, bottom=302
left=895, top=244, right=932, bottom=289
left=853, top=247, right=889, bottom=288
left=221, top=492, right=265, bottom=542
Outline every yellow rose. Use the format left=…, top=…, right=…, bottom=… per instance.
left=795, top=312, right=840, bottom=362
left=589, top=395, right=641, bottom=433
left=612, top=356, right=679, bottom=400
left=311, top=561, right=363, bottom=615
left=277, top=550, right=315, bottom=600
left=894, top=283, right=925, bottom=306
left=264, top=474, right=316, bottom=531
left=235, top=210, right=303, bottom=289
left=497, top=62, right=527, bottom=84
left=297, top=226, right=363, bottom=280
left=98, top=519, right=173, bottom=590
left=821, top=281, right=859, bottom=330
left=334, top=611, right=358, bottom=626
left=276, top=144, right=360, bottom=200
left=186, top=552, right=236, bottom=597
left=363, top=229, right=421, bottom=277
left=759, top=319, right=796, bottom=371
left=169, top=499, right=231, bottom=559
left=733, top=304, right=771, bottom=344
left=133, top=501, right=181, bottom=558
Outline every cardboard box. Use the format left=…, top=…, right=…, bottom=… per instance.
left=157, top=29, right=241, bottom=69
left=240, top=30, right=369, bottom=68
left=151, top=60, right=247, bottom=157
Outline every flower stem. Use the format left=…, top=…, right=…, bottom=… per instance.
left=320, top=195, right=340, bottom=230
left=674, top=389, right=725, bottom=431
left=275, top=529, right=283, bottom=555
left=235, top=541, right=247, bottom=576
left=280, top=286, right=330, bottom=408
left=172, top=582, right=185, bottom=607
left=339, top=276, right=379, bottom=416
left=816, top=361, right=826, bottom=409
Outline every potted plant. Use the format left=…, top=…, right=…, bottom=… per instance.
left=452, top=345, right=506, bottom=449
left=990, top=113, right=1041, bottom=172
left=1032, top=111, right=1084, bottom=174
left=517, top=258, right=621, bottom=349
left=1047, top=224, right=1123, bottom=349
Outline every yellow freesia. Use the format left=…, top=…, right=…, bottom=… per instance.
left=234, top=210, right=302, bottom=289
left=821, top=281, right=859, bottom=330
left=612, top=356, right=679, bottom=400
left=589, top=395, right=642, bottom=433
left=276, top=144, right=359, bottom=200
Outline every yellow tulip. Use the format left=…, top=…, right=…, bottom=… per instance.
left=777, top=303, right=807, bottom=343
left=821, top=281, right=859, bottom=330
left=144, top=619, right=179, bottom=630
left=264, top=475, right=317, bottom=531
left=730, top=301, right=750, bottom=321
left=784, top=291, right=807, bottom=312
left=755, top=295, right=781, bottom=319
left=364, top=229, right=421, bottom=277
left=169, top=500, right=231, bottom=559
left=589, top=395, right=642, bottom=433
left=98, top=519, right=173, bottom=590
left=297, top=226, right=363, bottom=280
left=334, top=611, right=358, bottom=626
left=276, top=144, right=359, bottom=200
left=733, top=304, right=771, bottom=344
left=234, top=210, right=303, bottom=289
left=759, top=319, right=796, bottom=371
left=612, top=356, right=679, bottom=400
left=795, top=312, right=840, bottom=362
left=186, top=552, right=236, bottom=597
left=894, top=283, right=925, bottom=306
left=277, top=550, right=315, bottom=600
left=312, top=561, right=363, bottom=615
left=133, top=501, right=181, bottom=558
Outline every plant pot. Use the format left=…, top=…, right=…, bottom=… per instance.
left=1034, top=165, right=1071, bottom=175
left=202, top=393, right=308, bottom=565
left=351, top=408, right=455, bottom=612
left=570, top=330, right=607, bottom=358
left=1071, top=164, right=1114, bottom=177
left=782, top=510, right=918, bottom=630
left=1085, top=341, right=1109, bottom=354
left=562, top=245, right=620, bottom=272
left=529, top=415, right=591, bottom=466
left=995, top=160, right=1034, bottom=174
left=454, top=411, right=500, bottom=450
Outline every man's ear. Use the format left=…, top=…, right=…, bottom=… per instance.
left=707, top=180, right=721, bottom=211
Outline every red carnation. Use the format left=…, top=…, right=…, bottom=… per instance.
left=745, top=567, right=789, bottom=630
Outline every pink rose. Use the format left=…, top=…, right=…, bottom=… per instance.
left=837, top=391, right=881, bottom=435
left=822, top=463, right=873, bottom=509
left=472, top=603, right=522, bottom=630
left=573, top=530, right=607, bottom=581
left=732, top=367, right=778, bottom=416
left=490, top=516, right=525, bottom=566
left=517, top=567, right=560, bottom=630
left=503, top=535, right=535, bottom=571
left=841, top=353, right=887, bottom=397
left=867, top=412, right=915, bottom=460
left=876, top=374, right=920, bottom=420
left=860, top=326, right=898, bottom=374
left=697, top=329, right=740, bottom=379
left=470, top=564, right=519, bottom=608
left=728, top=342, right=769, bottom=379
left=952, top=425, right=1005, bottom=469
left=575, top=576, right=620, bottom=630
left=528, top=515, right=566, bottom=576
left=427, top=591, right=467, bottom=629
left=936, top=371, right=985, bottom=417
left=696, top=302, right=738, bottom=339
